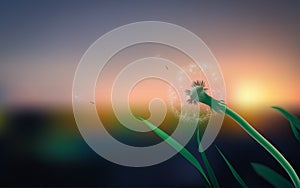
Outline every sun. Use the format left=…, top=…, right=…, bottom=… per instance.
left=233, top=81, right=269, bottom=108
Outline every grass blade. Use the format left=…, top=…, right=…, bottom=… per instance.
left=226, top=107, right=300, bottom=187
left=251, top=163, right=294, bottom=188
left=197, top=126, right=219, bottom=188
left=272, top=106, right=300, bottom=142
left=137, top=117, right=211, bottom=188
left=215, top=146, right=248, bottom=188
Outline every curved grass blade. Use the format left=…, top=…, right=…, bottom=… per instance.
left=186, top=80, right=300, bottom=187
left=251, top=163, right=294, bottom=188
left=225, top=107, right=300, bottom=187
left=272, top=106, right=300, bottom=142
left=137, top=117, right=211, bottom=188
left=197, top=126, right=219, bottom=188
left=215, top=146, right=248, bottom=188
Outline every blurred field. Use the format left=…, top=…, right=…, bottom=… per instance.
left=0, top=107, right=299, bottom=187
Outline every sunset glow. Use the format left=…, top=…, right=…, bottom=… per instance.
left=232, top=81, right=272, bottom=108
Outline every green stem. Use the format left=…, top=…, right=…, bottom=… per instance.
left=225, top=107, right=300, bottom=188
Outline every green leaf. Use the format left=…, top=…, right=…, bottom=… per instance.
left=216, top=146, right=248, bottom=188
left=272, top=106, right=300, bottom=142
left=137, top=117, right=211, bottom=188
left=197, top=127, right=219, bottom=188
left=251, top=163, right=294, bottom=188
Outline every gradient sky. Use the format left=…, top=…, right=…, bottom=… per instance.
left=0, top=0, right=299, bottom=109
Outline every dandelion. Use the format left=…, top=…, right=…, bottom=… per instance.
left=185, top=80, right=224, bottom=113
left=186, top=80, right=300, bottom=188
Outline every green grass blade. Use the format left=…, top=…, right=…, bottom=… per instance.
left=251, top=163, right=294, bottom=188
left=197, top=127, right=219, bottom=188
left=137, top=117, right=211, bottom=187
left=272, top=106, right=300, bottom=142
left=226, top=107, right=300, bottom=187
left=215, top=146, right=248, bottom=188
left=290, top=123, right=300, bottom=142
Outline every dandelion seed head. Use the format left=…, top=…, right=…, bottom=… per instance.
left=167, top=64, right=210, bottom=123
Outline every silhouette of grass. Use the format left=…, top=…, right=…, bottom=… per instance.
left=272, top=106, right=300, bottom=142
left=196, top=125, right=219, bottom=188
left=252, top=163, right=294, bottom=188
left=136, top=80, right=300, bottom=187
left=216, top=146, right=247, bottom=188
left=137, top=116, right=211, bottom=187
left=186, top=80, right=300, bottom=188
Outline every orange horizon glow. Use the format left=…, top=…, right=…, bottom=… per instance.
left=4, top=29, right=300, bottom=110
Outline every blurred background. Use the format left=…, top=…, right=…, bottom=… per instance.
left=0, top=0, right=299, bottom=187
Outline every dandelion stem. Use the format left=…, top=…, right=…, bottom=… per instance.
left=186, top=80, right=300, bottom=187
left=224, top=107, right=300, bottom=188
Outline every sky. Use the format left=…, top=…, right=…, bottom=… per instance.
left=0, top=0, right=299, bottom=110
